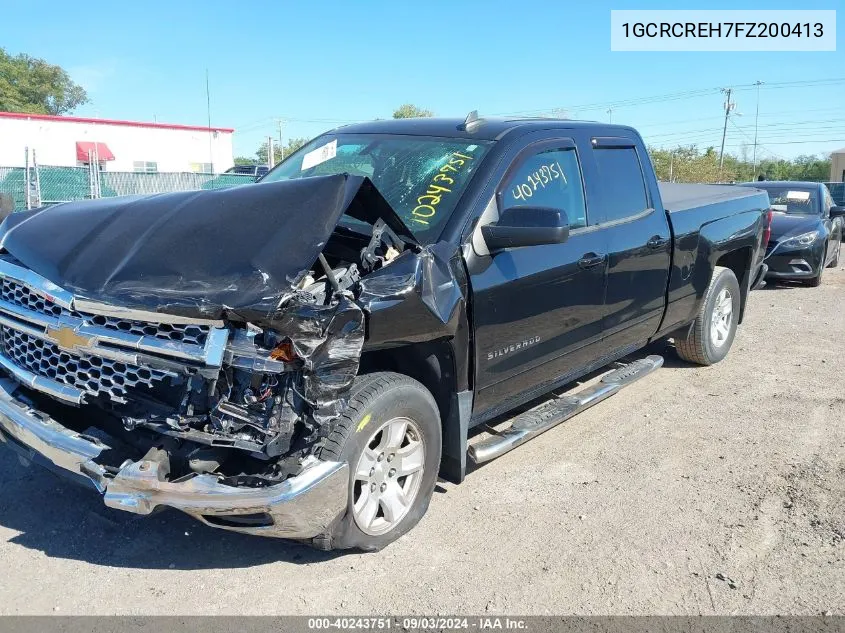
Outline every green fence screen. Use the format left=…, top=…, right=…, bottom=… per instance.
left=0, top=166, right=256, bottom=212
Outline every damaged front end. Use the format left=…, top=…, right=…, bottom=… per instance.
left=0, top=174, right=450, bottom=538
left=0, top=255, right=365, bottom=537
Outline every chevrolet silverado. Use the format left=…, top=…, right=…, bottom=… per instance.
left=0, top=116, right=770, bottom=551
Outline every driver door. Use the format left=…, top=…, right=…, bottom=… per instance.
left=466, top=139, right=608, bottom=422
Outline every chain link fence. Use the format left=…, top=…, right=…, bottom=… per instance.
left=0, top=165, right=256, bottom=213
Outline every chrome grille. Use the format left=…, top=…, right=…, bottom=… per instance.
left=0, top=327, right=169, bottom=401
left=1, top=278, right=76, bottom=319
left=87, top=314, right=208, bottom=345
left=0, top=277, right=210, bottom=345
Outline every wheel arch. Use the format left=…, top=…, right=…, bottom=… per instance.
left=715, top=246, right=753, bottom=324
left=358, top=340, right=470, bottom=484
left=359, top=341, right=456, bottom=427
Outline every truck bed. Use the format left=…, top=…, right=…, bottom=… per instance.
left=659, top=182, right=764, bottom=213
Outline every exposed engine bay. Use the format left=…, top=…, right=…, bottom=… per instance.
left=76, top=219, right=410, bottom=485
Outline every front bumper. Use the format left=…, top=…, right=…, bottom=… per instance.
left=764, top=244, right=824, bottom=280
left=0, top=378, right=348, bottom=539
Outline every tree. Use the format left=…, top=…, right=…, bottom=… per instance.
left=0, top=48, right=89, bottom=115
left=789, top=155, right=831, bottom=182
left=648, top=144, right=831, bottom=184
left=392, top=103, right=433, bottom=119
left=247, top=137, right=309, bottom=165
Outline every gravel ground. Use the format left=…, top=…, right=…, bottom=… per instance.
left=0, top=267, right=843, bottom=616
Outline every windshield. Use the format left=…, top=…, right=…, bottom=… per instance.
left=757, top=186, right=820, bottom=215
left=261, top=134, right=491, bottom=242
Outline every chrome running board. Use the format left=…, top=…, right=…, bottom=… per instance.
left=468, top=355, right=664, bottom=464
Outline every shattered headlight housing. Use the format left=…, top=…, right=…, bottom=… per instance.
left=781, top=230, right=820, bottom=248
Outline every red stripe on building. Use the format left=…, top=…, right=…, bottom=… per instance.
left=0, top=111, right=234, bottom=134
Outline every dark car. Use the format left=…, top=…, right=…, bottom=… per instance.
left=226, top=164, right=270, bottom=179
left=200, top=164, right=270, bottom=190
left=739, top=181, right=844, bottom=286
left=0, top=117, right=769, bottom=551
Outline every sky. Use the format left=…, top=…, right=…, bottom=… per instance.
left=3, top=0, right=843, bottom=161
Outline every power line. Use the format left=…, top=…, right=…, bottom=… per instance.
left=662, top=125, right=845, bottom=143
left=723, top=138, right=845, bottom=147
left=642, top=117, right=845, bottom=145
left=729, top=116, right=788, bottom=161
left=638, top=106, right=845, bottom=133
left=234, top=116, right=363, bottom=134
left=492, top=76, right=845, bottom=118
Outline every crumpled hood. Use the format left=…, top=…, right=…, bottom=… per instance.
left=0, top=174, right=416, bottom=320
left=769, top=213, right=822, bottom=242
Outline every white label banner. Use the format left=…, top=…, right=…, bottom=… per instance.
left=611, top=10, right=836, bottom=51
left=301, top=139, right=337, bottom=171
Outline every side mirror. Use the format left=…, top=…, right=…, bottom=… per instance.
left=481, top=206, right=569, bottom=252
left=830, top=205, right=845, bottom=219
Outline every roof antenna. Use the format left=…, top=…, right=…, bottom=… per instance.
left=459, top=110, right=481, bottom=131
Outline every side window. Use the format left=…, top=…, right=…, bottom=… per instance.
left=500, top=148, right=587, bottom=229
left=592, top=147, right=649, bottom=223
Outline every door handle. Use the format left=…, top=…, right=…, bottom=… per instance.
left=647, top=235, right=668, bottom=249
left=578, top=253, right=606, bottom=269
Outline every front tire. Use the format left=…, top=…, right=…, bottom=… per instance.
left=314, top=372, right=441, bottom=551
left=826, top=239, right=840, bottom=268
left=806, top=250, right=825, bottom=286
left=675, top=266, right=740, bottom=366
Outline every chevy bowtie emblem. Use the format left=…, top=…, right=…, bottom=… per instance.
left=45, top=326, right=94, bottom=350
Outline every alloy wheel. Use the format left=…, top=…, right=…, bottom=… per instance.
left=352, top=417, right=426, bottom=536
left=710, top=287, right=733, bottom=348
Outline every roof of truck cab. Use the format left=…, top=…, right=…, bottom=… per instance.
left=330, top=117, right=639, bottom=141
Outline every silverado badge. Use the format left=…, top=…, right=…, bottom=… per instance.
left=487, top=336, right=541, bottom=361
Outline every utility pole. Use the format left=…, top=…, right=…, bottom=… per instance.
left=277, top=119, right=285, bottom=161
left=205, top=69, right=214, bottom=174
left=718, top=87, right=735, bottom=171
left=751, top=80, right=763, bottom=180
left=24, top=146, right=31, bottom=210
left=267, top=136, right=274, bottom=168
left=607, top=108, right=613, bottom=123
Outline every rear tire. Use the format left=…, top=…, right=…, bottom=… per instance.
left=313, top=372, right=441, bottom=551
left=675, top=266, right=740, bottom=366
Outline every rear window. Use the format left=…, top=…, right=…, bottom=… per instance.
left=592, top=147, right=649, bottom=223
left=757, top=186, right=819, bottom=215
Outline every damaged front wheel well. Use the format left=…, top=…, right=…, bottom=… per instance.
left=358, top=342, right=456, bottom=444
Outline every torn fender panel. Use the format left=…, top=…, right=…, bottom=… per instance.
left=268, top=293, right=365, bottom=429
left=357, top=241, right=466, bottom=349
left=0, top=175, right=414, bottom=320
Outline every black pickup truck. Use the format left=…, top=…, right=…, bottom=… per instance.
left=0, top=116, right=769, bottom=551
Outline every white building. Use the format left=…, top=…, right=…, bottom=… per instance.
left=0, top=111, right=234, bottom=174
left=830, top=148, right=845, bottom=183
